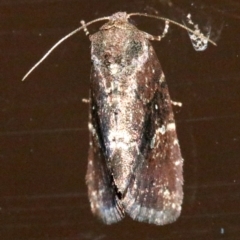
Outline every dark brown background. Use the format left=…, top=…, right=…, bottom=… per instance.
left=0, top=0, right=240, bottom=239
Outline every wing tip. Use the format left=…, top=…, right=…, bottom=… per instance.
left=90, top=198, right=125, bottom=224
left=123, top=192, right=182, bottom=225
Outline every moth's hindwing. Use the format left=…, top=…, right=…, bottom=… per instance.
left=86, top=94, right=124, bottom=224
left=123, top=73, right=183, bottom=225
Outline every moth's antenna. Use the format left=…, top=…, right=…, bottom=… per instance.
left=128, top=13, right=217, bottom=46
left=23, top=12, right=217, bottom=81
left=22, top=16, right=109, bottom=81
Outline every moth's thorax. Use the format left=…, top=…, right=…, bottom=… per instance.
left=90, top=17, right=151, bottom=75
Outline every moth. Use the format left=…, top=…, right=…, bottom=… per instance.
left=23, top=12, right=216, bottom=225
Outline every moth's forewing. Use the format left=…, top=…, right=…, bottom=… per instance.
left=123, top=70, right=184, bottom=225
left=86, top=94, right=124, bottom=224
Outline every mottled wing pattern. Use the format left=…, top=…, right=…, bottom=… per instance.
left=123, top=74, right=183, bottom=225
left=86, top=93, right=124, bottom=224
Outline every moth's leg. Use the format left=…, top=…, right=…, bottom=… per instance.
left=141, top=20, right=170, bottom=41
left=80, top=20, right=90, bottom=36
left=171, top=100, right=182, bottom=107
left=82, top=98, right=90, bottom=103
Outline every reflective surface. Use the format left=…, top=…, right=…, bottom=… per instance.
left=0, top=0, right=240, bottom=239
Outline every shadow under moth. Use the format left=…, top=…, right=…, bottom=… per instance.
left=23, top=12, right=216, bottom=225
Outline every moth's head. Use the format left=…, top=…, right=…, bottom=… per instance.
left=99, top=12, right=132, bottom=31
left=109, top=12, right=129, bottom=23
